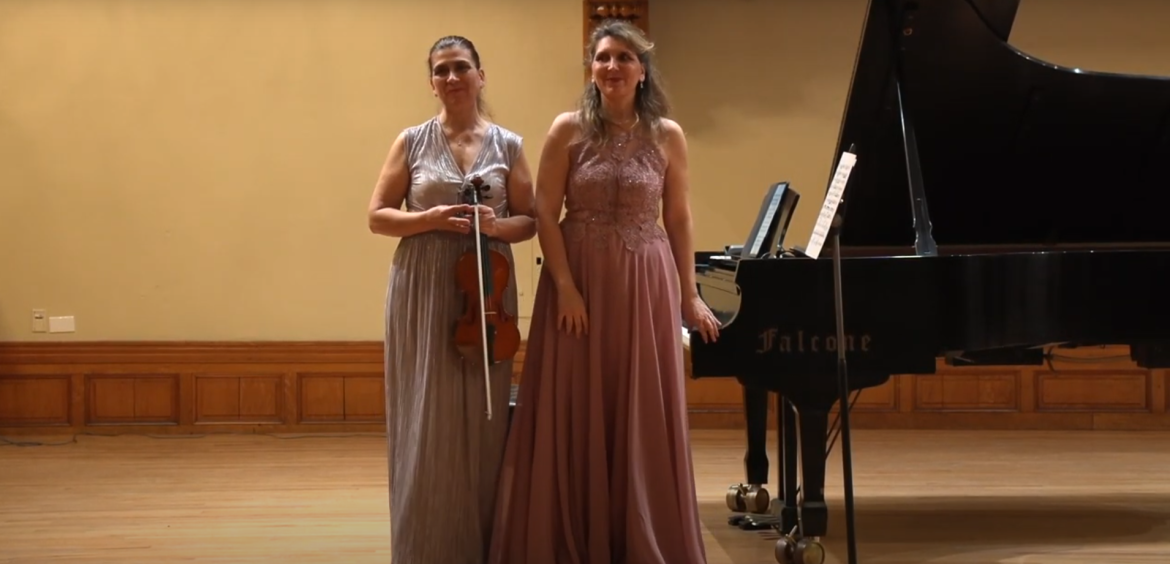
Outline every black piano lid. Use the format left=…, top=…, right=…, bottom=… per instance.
left=831, top=0, right=1170, bottom=252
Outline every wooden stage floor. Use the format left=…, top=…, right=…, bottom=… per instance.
left=2, top=428, right=1169, bottom=563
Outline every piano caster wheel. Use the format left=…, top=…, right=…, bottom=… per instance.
left=725, top=484, right=744, bottom=511
left=774, top=535, right=824, bottom=564
left=774, top=536, right=794, bottom=564
left=794, top=538, right=825, bottom=564
left=725, top=483, right=770, bottom=513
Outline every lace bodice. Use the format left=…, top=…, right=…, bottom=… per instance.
left=561, top=130, right=669, bottom=252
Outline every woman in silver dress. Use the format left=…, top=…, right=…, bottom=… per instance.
left=366, top=35, right=536, bottom=564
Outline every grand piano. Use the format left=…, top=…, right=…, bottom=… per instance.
left=685, top=0, right=1170, bottom=562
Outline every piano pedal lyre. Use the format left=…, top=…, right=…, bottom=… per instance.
left=724, top=483, right=770, bottom=514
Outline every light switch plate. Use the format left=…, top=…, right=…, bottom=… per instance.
left=31, top=309, right=48, bottom=333
left=49, top=315, right=75, bottom=333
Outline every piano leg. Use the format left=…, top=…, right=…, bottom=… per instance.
left=769, top=399, right=831, bottom=564
left=774, top=371, right=886, bottom=564
left=793, top=404, right=831, bottom=537
left=779, top=395, right=800, bottom=535
left=745, top=385, right=770, bottom=484
left=727, top=384, right=774, bottom=530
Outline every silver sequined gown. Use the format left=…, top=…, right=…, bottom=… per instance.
left=382, top=116, right=521, bottom=564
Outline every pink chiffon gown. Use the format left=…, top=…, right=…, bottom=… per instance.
left=488, top=125, right=708, bottom=564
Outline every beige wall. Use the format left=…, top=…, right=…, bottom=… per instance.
left=1, top=0, right=1168, bottom=342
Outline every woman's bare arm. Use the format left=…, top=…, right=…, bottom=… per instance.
left=532, top=112, right=579, bottom=291
left=661, top=119, right=699, bottom=302
left=368, top=131, right=467, bottom=237
left=490, top=145, right=537, bottom=244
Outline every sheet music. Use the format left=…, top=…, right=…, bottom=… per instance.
left=804, top=151, right=857, bottom=259
left=746, top=189, right=782, bottom=257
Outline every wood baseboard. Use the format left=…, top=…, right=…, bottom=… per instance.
left=3, top=341, right=1168, bottom=436
left=0, top=341, right=399, bottom=436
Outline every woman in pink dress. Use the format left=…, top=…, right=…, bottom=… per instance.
left=488, top=19, right=721, bottom=564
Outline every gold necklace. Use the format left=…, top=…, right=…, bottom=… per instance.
left=608, top=114, right=638, bottom=149
left=446, top=129, right=475, bottom=149
left=607, top=114, right=640, bottom=130
left=442, top=118, right=482, bottom=149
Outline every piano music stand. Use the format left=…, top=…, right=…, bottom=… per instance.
left=826, top=151, right=859, bottom=564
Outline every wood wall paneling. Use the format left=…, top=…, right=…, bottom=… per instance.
left=2, top=341, right=1168, bottom=436
left=583, top=1, right=649, bottom=42
left=681, top=344, right=1170, bottom=431
left=0, top=342, right=388, bottom=435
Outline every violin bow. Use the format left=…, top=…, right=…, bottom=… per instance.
left=466, top=176, right=494, bottom=420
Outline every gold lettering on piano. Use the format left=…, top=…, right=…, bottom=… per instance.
left=755, top=329, right=872, bottom=354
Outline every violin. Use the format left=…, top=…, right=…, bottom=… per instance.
left=453, top=175, right=521, bottom=420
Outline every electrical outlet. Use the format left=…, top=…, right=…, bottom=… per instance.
left=31, top=309, right=48, bottom=333
left=49, top=315, right=75, bottom=333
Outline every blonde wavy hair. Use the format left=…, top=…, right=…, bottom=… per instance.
left=576, top=20, right=671, bottom=147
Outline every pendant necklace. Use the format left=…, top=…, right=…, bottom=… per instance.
left=611, top=114, right=640, bottom=150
